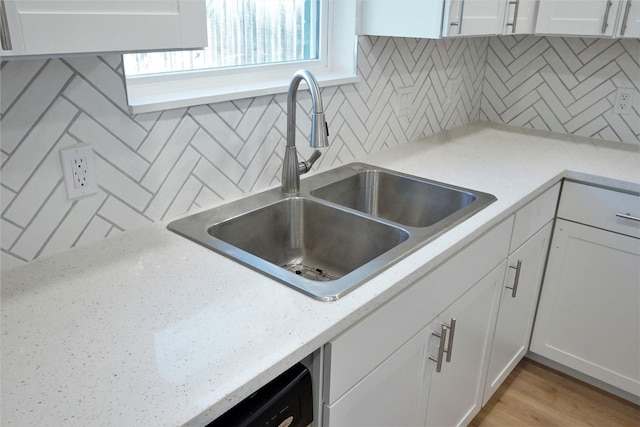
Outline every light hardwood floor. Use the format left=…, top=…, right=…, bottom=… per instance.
left=470, top=358, right=640, bottom=426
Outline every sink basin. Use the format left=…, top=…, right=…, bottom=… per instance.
left=310, top=170, right=477, bottom=227
left=168, top=163, right=496, bottom=301
left=209, top=197, right=409, bottom=282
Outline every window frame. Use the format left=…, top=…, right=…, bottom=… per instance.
left=124, top=0, right=359, bottom=114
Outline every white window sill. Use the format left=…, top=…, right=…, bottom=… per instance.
left=126, top=69, right=360, bottom=114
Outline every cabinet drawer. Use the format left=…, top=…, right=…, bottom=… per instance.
left=323, top=216, right=513, bottom=405
left=558, top=181, right=640, bottom=238
left=510, top=182, right=560, bottom=251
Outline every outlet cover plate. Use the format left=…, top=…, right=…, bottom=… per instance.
left=60, top=144, right=98, bottom=199
left=613, top=88, right=634, bottom=115
left=397, top=86, right=413, bottom=116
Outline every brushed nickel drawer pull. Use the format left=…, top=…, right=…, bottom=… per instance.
left=450, top=0, right=465, bottom=34
left=621, top=0, right=632, bottom=36
left=616, top=212, right=640, bottom=222
left=444, top=317, right=457, bottom=362
left=506, top=259, right=523, bottom=298
left=429, top=324, right=448, bottom=373
left=0, top=0, right=12, bottom=51
left=505, top=0, right=520, bottom=33
left=602, top=0, right=613, bottom=33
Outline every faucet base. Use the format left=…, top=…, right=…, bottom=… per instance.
left=282, top=146, right=300, bottom=194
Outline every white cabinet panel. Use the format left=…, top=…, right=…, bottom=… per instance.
left=536, top=0, right=622, bottom=36
left=324, top=325, right=435, bottom=427
left=444, top=0, right=508, bottom=36
left=1, top=0, right=207, bottom=57
left=511, top=182, right=560, bottom=252
left=425, top=261, right=506, bottom=427
left=357, top=0, right=443, bottom=38
left=530, top=219, right=640, bottom=397
left=558, top=181, right=640, bottom=239
left=483, top=221, right=553, bottom=404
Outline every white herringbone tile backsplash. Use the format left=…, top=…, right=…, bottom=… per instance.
left=1, top=36, right=488, bottom=270
left=481, top=36, right=639, bottom=142
left=2, top=35, right=638, bottom=271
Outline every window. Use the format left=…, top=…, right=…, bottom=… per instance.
left=124, top=0, right=358, bottom=114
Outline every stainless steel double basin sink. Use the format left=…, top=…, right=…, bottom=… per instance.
left=168, top=163, right=496, bottom=301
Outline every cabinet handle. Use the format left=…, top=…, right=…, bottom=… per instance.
left=616, top=212, right=640, bottom=222
left=444, top=317, right=456, bottom=363
left=505, top=0, right=520, bottom=33
left=429, top=324, right=448, bottom=373
left=506, top=259, right=523, bottom=298
left=602, top=0, right=613, bottom=33
left=450, top=0, right=465, bottom=34
left=621, top=1, right=632, bottom=36
left=0, top=0, right=12, bottom=51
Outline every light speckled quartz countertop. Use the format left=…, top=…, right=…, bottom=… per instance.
left=2, top=123, right=639, bottom=426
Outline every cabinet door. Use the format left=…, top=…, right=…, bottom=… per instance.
left=357, top=0, right=444, bottom=38
left=324, top=324, right=435, bottom=427
left=536, top=0, right=622, bottom=36
left=617, top=0, right=640, bottom=37
left=482, top=221, right=553, bottom=404
left=444, top=0, right=508, bottom=36
left=502, top=0, right=538, bottom=34
left=425, top=261, right=506, bottom=427
left=530, top=219, right=640, bottom=397
left=1, top=0, right=206, bottom=57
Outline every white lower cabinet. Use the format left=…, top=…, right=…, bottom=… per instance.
left=530, top=181, right=640, bottom=399
left=530, top=218, right=640, bottom=397
left=479, top=182, right=560, bottom=406
left=425, top=261, right=506, bottom=427
left=322, top=217, right=514, bottom=427
left=482, top=221, right=553, bottom=403
left=324, top=324, right=435, bottom=427
left=321, top=179, right=640, bottom=424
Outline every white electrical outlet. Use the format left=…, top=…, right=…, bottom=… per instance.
left=60, top=144, right=98, bottom=199
left=446, top=77, right=461, bottom=104
left=613, top=89, right=634, bottom=115
left=397, top=86, right=413, bottom=116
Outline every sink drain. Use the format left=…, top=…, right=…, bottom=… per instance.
left=282, top=263, right=337, bottom=281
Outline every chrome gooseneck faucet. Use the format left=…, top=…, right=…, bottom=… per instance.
left=282, top=69, right=329, bottom=194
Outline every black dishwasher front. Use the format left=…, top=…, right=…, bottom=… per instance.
left=206, top=363, right=313, bottom=427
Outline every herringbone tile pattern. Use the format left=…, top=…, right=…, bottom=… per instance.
left=481, top=36, right=639, bottom=143
left=1, top=36, right=488, bottom=270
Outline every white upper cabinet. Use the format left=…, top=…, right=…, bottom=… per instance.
left=536, top=0, right=622, bottom=36
left=0, top=0, right=207, bottom=57
left=357, top=0, right=445, bottom=38
left=357, top=0, right=509, bottom=38
left=352, top=0, right=636, bottom=38
left=501, top=0, right=539, bottom=34
left=616, top=0, right=640, bottom=37
left=443, top=0, right=508, bottom=36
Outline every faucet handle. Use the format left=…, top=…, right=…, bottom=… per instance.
left=299, top=150, right=322, bottom=175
